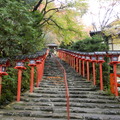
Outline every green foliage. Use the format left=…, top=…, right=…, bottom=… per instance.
left=0, top=0, right=44, bottom=57
left=70, top=35, right=109, bottom=51
left=0, top=0, right=44, bottom=106
left=42, top=0, right=88, bottom=45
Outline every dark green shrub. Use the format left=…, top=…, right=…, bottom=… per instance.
left=60, top=35, right=110, bottom=90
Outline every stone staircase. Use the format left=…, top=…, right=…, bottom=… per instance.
left=0, top=56, right=120, bottom=120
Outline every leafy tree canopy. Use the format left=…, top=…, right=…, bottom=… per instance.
left=0, top=0, right=44, bottom=57
left=27, top=0, right=88, bottom=45
left=65, top=35, right=109, bottom=51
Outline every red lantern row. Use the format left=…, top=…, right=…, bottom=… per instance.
left=57, top=49, right=120, bottom=96
left=0, top=49, right=49, bottom=101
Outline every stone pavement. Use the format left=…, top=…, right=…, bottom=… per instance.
left=0, top=56, right=120, bottom=120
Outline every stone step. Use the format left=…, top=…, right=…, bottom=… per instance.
left=34, top=90, right=65, bottom=94
left=24, top=93, right=65, bottom=98
left=20, top=97, right=66, bottom=102
left=20, top=96, right=119, bottom=104
left=70, top=112, right=120, bottom=119
left=70, top=102, right=120, bottom=109
left=0, top=116, right=67, bottom=120
left=34, top=88, right=97, bottom=93
left=13, top=106, right=53, bottom=111
left=39, top=85, right=65, bottom=87
left=22, top=92, right=116, bottom=101
left=7, top=105, right=120, bottom=115
left=69, top=98, right=118, bottom=103
left=1, top=107, right=120, bottom=119
left=12, top=101, right=120, bottom=109
left=17, top=101, right=66, bottom=107
left=69, top=91, right=109, bottom=95
left=0, top=110, right=67, bottom=118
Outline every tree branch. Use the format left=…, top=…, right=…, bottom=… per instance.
left=48, top=19, right=81, bottom=34
left=33, top=0, right=43, bottom=12
left=40, top=11, right=57, bottom=26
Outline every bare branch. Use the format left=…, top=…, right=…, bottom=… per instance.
left=48, top=0, right=54, bottom=4
left=44, top=4, right=67, bottom=15
left=41, top=0, right=48, bottom=14
left=33, top=0, right=43, bottom=12
left=40, top=10, right=58, bottom=26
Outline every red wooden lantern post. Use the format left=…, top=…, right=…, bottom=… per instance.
left=73, top=53, right=76, bottom=70
left=28, top=55, right=36, bottom=93
left=14, top=58, right=26, bottom=102
left=90, top=52, right=97, bottom=85
left=67, top=52, right=70, bottom=65
left=69, top=53, right=72, bottom=67
left=75, top=53, right=78, bottom=72
left=36, top=58, right=42, bottom=87
left=95, top=52, right=106, bottom=90
left=0, top=58, right=9, bottom=97
left=85, top=54, right=91, bottom=81
left=108, top=51, right=119, bottom=96
left=71, top=53, right=74, bottom=68
left=75, top=52, right=80, bottom=73
left=78, top=54, right=82, bottom=75
left=81, top=53, right=86, bottom=77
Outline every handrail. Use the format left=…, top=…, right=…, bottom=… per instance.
left=52, top=54, right=70, bottom=120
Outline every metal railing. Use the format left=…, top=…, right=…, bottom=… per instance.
left=52, top=54, right=70, bottom=120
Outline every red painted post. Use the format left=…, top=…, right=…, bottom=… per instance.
left=113, top=63, right=118, bottom=96
left=36, top=59, right=42, bottom=87
left=85, top=54, right=91, bottom=81
left=73, top=55, right=75, bottom=69
left=87, top=61, right=90, bottom=81
left=99, top=62, right=103, bottom=90
left=17, top=69, right=22, bottom=101
left=0, top=64, right=9, bottom=97
left=36, top=64, right=39, bottom=87
left=0, top=76, right=2, bottom=97
left=92, top=62, right=96, bottom=85
left=79, top=58, right=81, bottom=75
left=107, top=51, right=119, bottom=96
left=82, top=60, right=85, bottom=77
left=41, top=59, right=44, bottom=77
left=71, top=55, right=74, bottom=68
left=14, top=61, right=26, bottom=102
left=81, top=59, right=83, bottom=76
left=75, top=56, right=78, bottom=72
left=70, top=54, right=72, bottom=66
left=39, top=63, right=42, bottom=83
left=30, top=66, right=34, bottom=93
left=77, top=57, right=79, bottom=73
left=67, top=53, right=69, bottom=64
left=72, top=55, right=73, bottom=67
left=28, top=59, right=36, bottom=93
left=95, top=51, right=106, bottom=90
left=81, top=54, right=86, bottom=77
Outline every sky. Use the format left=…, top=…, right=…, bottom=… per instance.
left=82, top=0, right=120, bottom=29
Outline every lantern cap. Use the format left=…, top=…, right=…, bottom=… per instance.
left=15, top=55, right=28, bottom=61
left=89, top=52, right=95, bottom=55
left=107, top=51, right=118, bottom=55
left=28, top=54, right=38, bottom=59
left=0, top=58, right=10, bottom=66
left=95, top=51, right=106, bottom=55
